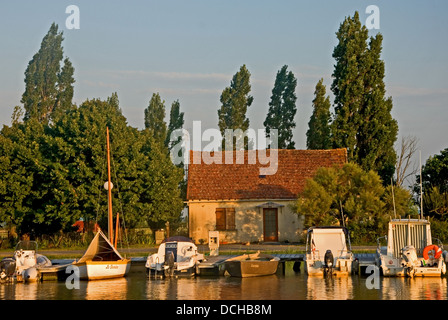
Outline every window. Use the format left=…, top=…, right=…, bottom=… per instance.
left=215, top=208, right=235, bottom=231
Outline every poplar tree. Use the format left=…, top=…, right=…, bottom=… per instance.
left=218, top=65, right=253, bottom=149
left=306, top=78, right=331, bottom=150
left=21, top=23, right=75, bottom=123
left=263, top=65, right=298, bottom=149
left=165, top=99, right=184, bottom=151
left=331, top=12, right=398, bottom=183
left=144, top=93, right=167, bottom=146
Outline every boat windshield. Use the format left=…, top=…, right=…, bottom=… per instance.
left=15, top=241, right=38, bottom=251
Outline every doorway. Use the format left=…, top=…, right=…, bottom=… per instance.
left=263, top=208, right=278, bottom=242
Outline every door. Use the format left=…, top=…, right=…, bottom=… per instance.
left=263, top=208, right=278, bottom=242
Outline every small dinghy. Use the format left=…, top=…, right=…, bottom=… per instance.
left=224, top=251, right=280, bottom=278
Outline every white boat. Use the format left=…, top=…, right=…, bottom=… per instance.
left=73, top=229, right=131, bottom=280
left=376, top=218, right=447, bottom=277
left=0, top=240, right=52, bottom=282
left=146, top=236, right=204, bottom=278
left=304, top=226, right=355, bottom=277
left=71, top=127, right=131, bottom=280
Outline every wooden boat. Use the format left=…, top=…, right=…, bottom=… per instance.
left=72, top=127, right=131, bottom=280
left=224, top=251, right=280, bottom=277
left=304, top=226, right=355, bottom=277
left=376, top=218, right=447, bottom=277
left=146, top=236, right=204, bottom=278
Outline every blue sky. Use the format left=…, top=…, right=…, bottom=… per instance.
left=0, top=1, right=447, bottom=171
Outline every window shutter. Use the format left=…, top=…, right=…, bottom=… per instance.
left=226, top=208, right=235, bottom=230
left=215, top=208, right=226, bottom=230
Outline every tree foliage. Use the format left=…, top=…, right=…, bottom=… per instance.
left=296, top=162, right=414, bottom=243
left=165, top=99, right=184, bottom=151
left=264, top=65, right=297, bottom=149
left=331, top=12, right=398, bottom=183
left=144, top=93, right=167, bottom=146
left=416, top=148, right=448, bottom=220
left=21, top=23, right=75, bottom=123
left=218, top=65, right=253, bottom=149
left=306, top=78, right=331, bottom=150
left=0, top=96, right=184, bottom=237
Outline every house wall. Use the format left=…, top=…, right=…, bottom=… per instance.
left=188, top=200, right=303, bottom=244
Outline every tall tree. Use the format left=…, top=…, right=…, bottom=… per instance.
left=263, top=65, right=298, bottom=149
left=218, top=65, right=253, bottom=150
left=306, top=78, right=331, bottom=150
left=144, top=93, right=167, bottom=146
left=21, top=23, right=75, bottom=123
left=165, top=99, right=184, bottom=151
left=331, top=12, right=398, bottom=183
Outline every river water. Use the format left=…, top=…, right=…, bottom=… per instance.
left=1, top=262, right=446, bottom=301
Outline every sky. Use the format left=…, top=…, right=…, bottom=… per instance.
left=0, top=1, right=447, bottom=175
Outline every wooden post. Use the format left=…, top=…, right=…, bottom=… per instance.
left=115, top=212, right=119, bottom=248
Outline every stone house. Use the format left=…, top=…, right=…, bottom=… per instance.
left=186, top=149, right=347, bottom=244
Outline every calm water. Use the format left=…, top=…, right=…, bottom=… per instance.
left=1, top=262, right=447, bottom=300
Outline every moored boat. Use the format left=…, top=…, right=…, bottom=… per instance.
left=224, top=251, right=280, bottom=278
left=0, top=240, right=52, bottom=282
left=71, top=127, right=131, bottom=280
left=146, top=236, right=204, bottom=278
left=376, top=218, right=447, bottom=277
left=304, top=226, right=355, bottom=277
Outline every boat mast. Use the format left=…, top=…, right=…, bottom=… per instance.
left=419, top=150, right=423, bottom=220
left=106, top=127, right=114, bottom=244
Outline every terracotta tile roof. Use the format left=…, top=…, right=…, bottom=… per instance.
left=186, top=148, right=347, bottom=201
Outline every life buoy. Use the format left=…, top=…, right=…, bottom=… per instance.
left=423, top=245, right=442, bottom=260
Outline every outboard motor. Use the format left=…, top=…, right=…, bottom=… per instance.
left=323, top=250, right=334, bottom=277
left=0, top=257, right=16, bottom=282
left=164, top=251, right=175, bottom=277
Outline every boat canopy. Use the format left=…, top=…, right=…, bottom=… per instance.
left=387, top=219, right=431, bottom=258
left=308, top=227, right=349, bottom=258
left=77, top=230, right=124, bottom=263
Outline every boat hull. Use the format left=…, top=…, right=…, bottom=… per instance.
left=75, top=259, right=131, bottom=280
left=379, top=255, right=446, bottom=277
left=146, top=266, right=196, bottom=278
left=224, top=260, right=279, bottom=278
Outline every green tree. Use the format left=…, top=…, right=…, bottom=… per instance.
left=263, top=65, right=298, bottom=149
left=165, top=99, right=184, bottom=151
left=21, top=23, right=75, bottom=123
left=415, top=148, right=448, bottom=219
left=306, top=78, right=332, bottom=150
left=144, top=93, right=167, bottom=146
left=297, top=162, right=413, bottom=243
left=218, top=65, right=253, bottom=150
left=331, top=12, right=398, bottom=183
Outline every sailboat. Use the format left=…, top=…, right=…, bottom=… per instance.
left=72, top=127, right=131, bottom=280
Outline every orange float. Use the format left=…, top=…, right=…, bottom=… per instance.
left=423, top=244, right=442, bottom=260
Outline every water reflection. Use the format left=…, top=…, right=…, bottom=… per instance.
left=0, top=282, right=38, bottom=300
left=1, top=268, right=448, bottom=300
left=306, top=276, right=354, bottom=300
left=86, top=278, right=129, bottom=300
left=380, top=277, right=447, bottom=300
